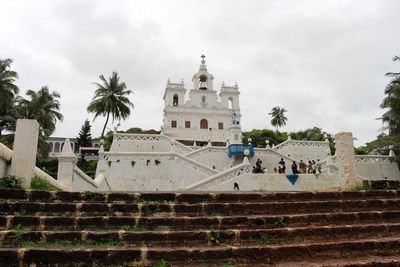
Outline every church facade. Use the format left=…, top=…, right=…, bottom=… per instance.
left=163, top=55, right=242, bottom=145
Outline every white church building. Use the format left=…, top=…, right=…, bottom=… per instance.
left=4, top=55, right=398, bottom=192
left=163, top=55, right=242, bottom=146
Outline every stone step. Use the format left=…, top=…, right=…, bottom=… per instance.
left=1, top=223, right=400, bottom=248
left=1, top=189, right=398, bottom=204
left=1, top=237, right=399, bottom=266
left=1, top=198, right=399, bottom=217
left=1, top=210, right=399, bottom=231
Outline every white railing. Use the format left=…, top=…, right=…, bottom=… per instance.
left=185, top=146, right=227, bottom=157
left=272, top=139, right=329, bottom=151
left=166, top=81, right=185, bottom=89
left=115, top=133, right=161, bottom=142
left=0, top=142, right=12, bottom=161
left=355, top=155, right=395, bottom=163
left=101, top=151, right=218, bottom=177
left=185, top=159, right=252, bottom=191
left=113, top=133, right=193, bottom=154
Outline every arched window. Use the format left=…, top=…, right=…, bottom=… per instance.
left=228, top=97, right=233, bottom=109
left=200, top=119, right=208, bottom=129
left=199, top=75, right=207, bottom=90
left=173, top=95, right=178, bottom=106
left=48, top=142, right=53, bottom=152
left=54, top=142, right=60, bottom=153
left=202, top=96, right=206, bottom=103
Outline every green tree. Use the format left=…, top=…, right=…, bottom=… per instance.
left=16, top=86, right=63, bottom=161
left=380, top=55, right=400, bottom=138
left=269, top=106, right=287, bottom=132
left=76, top=119, right=92, bottom=149
left=16, top=86, right=63, bottom=137
left=0, top=59, right=19, bottom=114
left=87, top=72, right=133, bottom=138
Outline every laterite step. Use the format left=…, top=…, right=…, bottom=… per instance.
left=1, top=223, right=400, bottom=248
left=1, top=237, right=399, bottom=266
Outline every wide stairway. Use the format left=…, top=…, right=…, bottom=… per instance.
left=1, top=186, right=400, bottom=266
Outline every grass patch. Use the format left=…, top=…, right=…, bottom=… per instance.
left=219, top=262, right=234, bottom=267
left=274, top=216, right=286, bottom=228
left=256, top=233, right=272, bottom=245
left=30, top=176, right=59, bottom=191
left=0, top=175, right=22, bottom=189
left=292, top=236, right=302, bottom=243
left=352, top=180, right=371, bottom=191
left=209, top=232, right=220, bottom=244
left=152, top=259, right=170, bottom=267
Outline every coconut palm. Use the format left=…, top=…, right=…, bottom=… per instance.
left=87, top=72, right=133, bottom=138
left=16, top=86, right=63, bottom=137
left=381, top=55, right=400, bottom=138
left=269, top=106, right=287, bottom=132
left=0, top=59, right=19, bottom=114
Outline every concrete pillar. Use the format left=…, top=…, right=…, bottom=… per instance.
left=9, top=119, right=39, bottom=189
left=334, top=132, right=359, bottom=190
left=57, top=138, right=77, bottom=188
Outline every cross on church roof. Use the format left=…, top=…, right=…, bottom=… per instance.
left=201, top=54, right=206, bottom=65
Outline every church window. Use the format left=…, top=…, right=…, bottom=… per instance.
left=185, top=121, right=191, bottom=128
left=199, top=75, right=208, bottom=90
left=202, top=96, right=206, bottom=103
left=218, top=122, right=223, bottom=130
left=228, top=98, right=233, bottom=109
left=48, top=142, right=53, bottom=152
left=234, top=134, right=238, bottom=140
left=171, top=120, right=177, bottom=128
left=54, top=142, right=60, bottom=152
left=173, top=95, right=178, bottom=106
left=200, top=119, right=208, bottom=129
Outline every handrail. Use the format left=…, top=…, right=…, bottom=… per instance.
left=272, top=139, right=329, bottom=151
left=34, top=167, right=68, bottom=191
left=185, top=159, right=251, bottom=190
left=0, top=142, right=12, bottom=161
left=102, top=151, right=218, bottom=176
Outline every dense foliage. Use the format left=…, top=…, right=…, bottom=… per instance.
left=242, top=127, right=336, bottom=154
left=0, top=59, right=19, bottom=115
left=380, top=55, right=400, bottom=138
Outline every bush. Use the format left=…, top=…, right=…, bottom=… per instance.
left=30, top=176, right=59, bottom=191
left=0, top=176, right=22, bottom=189
left=36, top=159, right=58, bottom=178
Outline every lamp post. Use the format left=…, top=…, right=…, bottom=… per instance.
left=265, top=140, right=270, bottom=149
left=248, top=138, right=252, bottom=145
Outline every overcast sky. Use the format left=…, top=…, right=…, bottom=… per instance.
left=1, top=0, right=399, bottom=146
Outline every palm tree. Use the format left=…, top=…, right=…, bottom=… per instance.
left=269, top=106, right=287, bottom=132
left=381, top=55, right=400, bottom=138
left=16, top=86, right=63, bottom=161
left=0, top=59, right=19, bottom=114
left=87, top=72, right=133, bottom=138
left=16, top=86, right=63, bottom=137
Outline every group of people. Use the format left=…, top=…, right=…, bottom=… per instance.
left=252, top=158, right=323, bottom=175
left=291, top=159, right=322, bottom=174
left=277, top=158, right=322, bottom=174
left=252, top=158, right=268, bottom=173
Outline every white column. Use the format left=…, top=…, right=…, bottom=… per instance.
left=57, top=138, right=77, bottom=189
left=334, top=132, right=359, bottom=190
left=9, top=119, right=39, bottom=189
